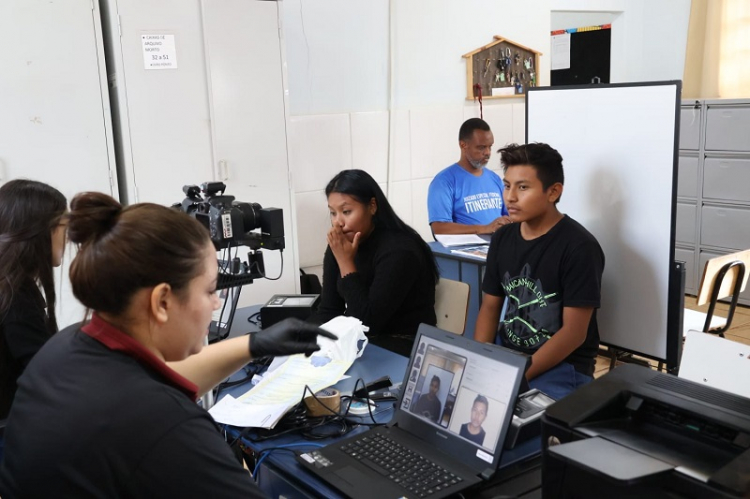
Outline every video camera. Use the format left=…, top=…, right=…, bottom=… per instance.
left=175, top=182, right=284, bottom=251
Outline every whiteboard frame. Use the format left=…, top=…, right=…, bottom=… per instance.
left=525, top=81, right=682, bottom=368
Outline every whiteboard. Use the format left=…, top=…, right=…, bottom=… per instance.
left=526, top=82, right=681, bottom=362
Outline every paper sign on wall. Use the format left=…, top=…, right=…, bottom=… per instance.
left=551, top=33, right=571, bottom=70
left=141, top=34, right=177, bottom=70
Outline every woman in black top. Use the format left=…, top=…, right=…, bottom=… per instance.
left=0, top=180, right=68, bottom=421
left=0, top=192, right=331, bottom=498
left=309, top=170, right=439, bottom=356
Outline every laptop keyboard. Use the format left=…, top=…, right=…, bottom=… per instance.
left=340, top=433, right=463, bottom=497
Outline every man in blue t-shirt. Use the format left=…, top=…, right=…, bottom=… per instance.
left=427, top=118, right=510, bottom=235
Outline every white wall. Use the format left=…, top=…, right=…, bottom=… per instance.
left=391, top=0, right=551, bottom=108
left=282, top=0, right=390, bottom=115
left=552, top=0, right=691, bottom=83
left=101, top=0, right=215, bottom=207
left=551, top=11, right=620, bottom=31
left=283, top=0, right=692, bottom=276
left=0, top=0, right=119, bottom=328
left=103, top=0, right=300, bottom=306
left=0, top=0, right=693, bottom=321
left=284, top=1, right=547, bottom=272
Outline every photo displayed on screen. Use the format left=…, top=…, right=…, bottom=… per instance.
left=411, top=367, right=453, bottom=425
left=405, top=343, right=467, bottom=428
left=211, top=288, right=233, bottom=329
left=448, top=388, right=508, bottom=451
left=401, top=336, right=520, bottom=454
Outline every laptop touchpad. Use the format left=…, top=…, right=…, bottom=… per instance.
left=334, top=466, right=370, bottom=487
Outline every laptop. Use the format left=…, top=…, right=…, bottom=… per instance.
left=297, top=324, right=530, bottom=499
left=208, top=284, right=241, bottom=343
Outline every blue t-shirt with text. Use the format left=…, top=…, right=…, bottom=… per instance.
left=427, top=163, right=507, bottom=226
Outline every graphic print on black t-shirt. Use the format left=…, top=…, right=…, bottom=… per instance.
left=500, top=263, right=561, bottom=351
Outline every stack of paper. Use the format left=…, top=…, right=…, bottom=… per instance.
left=209, top=355, right=351, bottom=428
left=450, top=245, right=490, bottom=260
left=434, top=234, right=487, bottom=247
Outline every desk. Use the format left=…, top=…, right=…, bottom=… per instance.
left=429, top=241, right=488, bottom=339
left=222, top=307, right=541, bottom=498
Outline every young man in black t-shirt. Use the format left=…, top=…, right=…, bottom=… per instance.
left=475, top=143, right=604, bottom=401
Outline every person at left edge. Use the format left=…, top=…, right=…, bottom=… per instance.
left=0, top=192, right=335, bottom=499
left=0, top=179, right=69, bottom=463
left=308, top=169, right=439, bottom=357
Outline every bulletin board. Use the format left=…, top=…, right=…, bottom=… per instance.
left=551, top=25, right=611, bottom=86
left=527, top=81, right=683, bottom=369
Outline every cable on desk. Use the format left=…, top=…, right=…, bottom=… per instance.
left=225, top=403, right=329, bottom=447
left=214, top=359, right=270, bottom=396
left=300, top=379, right=385, bottom=429
left=245, top=386, right=351, bottom=443
left=339, top=378, right=384, bottom=427
left=251, top=443, right=325, bottom=480
left=229, top=378, right=386, bottom=449
left=245, top=381, right=393, bottom=481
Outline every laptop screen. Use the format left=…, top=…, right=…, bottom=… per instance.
left=209, top=285, right=241, bottom=342
left=396, top=325, right=529, bottom=469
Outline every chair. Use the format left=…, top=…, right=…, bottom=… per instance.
left=667, top=250, right=749, bottom=373
left=695, top=249, right=750, bottom=337
left=434, top=278, right=470, bottom=335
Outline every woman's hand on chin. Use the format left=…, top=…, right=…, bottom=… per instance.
left=327, top=225, right=359, bottom=276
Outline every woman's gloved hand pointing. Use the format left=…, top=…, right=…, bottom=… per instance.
left=248, top=318, right=337, bottom=358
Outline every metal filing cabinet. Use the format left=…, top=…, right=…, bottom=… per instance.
left=679, top=99, right=750, bottom=305
left=676, top=101, right=701, bottom=294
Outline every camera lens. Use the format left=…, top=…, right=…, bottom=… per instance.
left=233, top=202, right=263, bottom=232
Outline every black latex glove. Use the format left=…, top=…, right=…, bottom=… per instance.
left=248, top=318, right=337, bottom=358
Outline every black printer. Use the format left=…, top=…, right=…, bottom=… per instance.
left=541, top=364, right=750, bottom=498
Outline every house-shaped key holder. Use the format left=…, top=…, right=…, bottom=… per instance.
left=463, top=35, right=542, bottom=100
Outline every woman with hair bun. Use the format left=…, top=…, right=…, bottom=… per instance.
left=0, top=192, right=333, bottom=498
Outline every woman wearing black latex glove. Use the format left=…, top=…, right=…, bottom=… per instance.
left=0, top=192, right=336, bottom=499
left=249, top=317, right=336, bottom=358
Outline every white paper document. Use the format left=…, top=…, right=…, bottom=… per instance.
left=141, top=34, right=178, bottom=70
left=434, top=234, right=487, bottom=247
left=551, top=33, right=571, bottom=70
left=208, top=395, right=288, bottom=428
left=209, top=354, right=352, bottom=428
